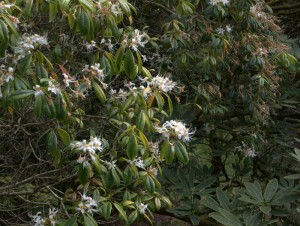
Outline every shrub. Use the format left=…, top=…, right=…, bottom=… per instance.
left=0, top=0, right=299, bottom=225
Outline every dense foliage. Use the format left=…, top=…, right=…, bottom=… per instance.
left=0, top=0, right=299, bottom=225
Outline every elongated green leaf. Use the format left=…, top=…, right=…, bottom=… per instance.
left=264, top=179, right=278, bottom=202
left=145, top=175, right=155, bottom=194
left=244, top=182, right=263, bottom=203
left=216, top=188, right=230, bottom=210
left=92, top=81, right=106, bottom=104
left=79, top=165, right=90, bottom=184
left=2, top=15, right=19, bottom=36
left=79, top=10, right=90, bottom=36
left=57, top=128, right=71, bottom=146
left=47, top=130, right=61, bottom=164
left=11, top=90, right=34, bottom=101
left=113, top=202, right=127, bottom=221
left=18, top=54, right=32, bottom=75
left=174, top=141, right=189, bottom=164
left=49, top=3, right=58, bottom=22
left=34, top=94, right=43, bottom=117
left=126, top=134, right=138, bottom=160
left=161, top=140, right=174, bottom=164
left=138, top=130, right=149, bottom=152
left=54, top=95, right=67, bottom=121
left=78, top=0, right=96, bottom=13
left=83, top=213, right=97, bottom=226
left=124, top=49, right=137, bottom=80
left=102, top=202, right=112, bottom=220
left=64, top=216, right=78, bottom=226
left=119, top=0, right=131, bottom=16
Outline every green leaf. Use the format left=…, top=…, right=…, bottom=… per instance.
left=216, top=188, right=230, bottom=210
left=102, top=202, right=112, bottom=220
left=136, top=51, right=142, bottom=73
left=54, top=95, right=67, bottom=121
left=10, top=90, right=34, bottom=101
left=0, top=20, right=8, bottom=57
left=120, top=95, right=134, bottom=113
left=79, top=10, right=90, bottom=36
left=111, top=168, right=120, bottom=187
left=138, top=130, right=149, bottom=152
left=174, top=141, right=189, bottom=164
left=119, top=0, right=131, bottom=16
left=127, top=210, right=138, bottom=225
left=124, top=49, right=137, bottom=80
left=83, top=213, right=97, bottom=226
left=18, top=54, right=32, bottom=75
left=218, top=208, right=243, bottom=226
left=92, top=81, right=106, bottom=104
left=201, top=196, right=220, bottom=212
left=161, top=140, right=174, bottom=164
left=284, top=174, right=300, bottom=180
left=264, top=179, right=278, bottom=202
left=34, top=94, right=43, bottom=117
left=79, top=165, right=90, bottom=184
left=136, top=111, right=146, bottom=131
left=113, top=202, right=127, bottom=221
left=209, top=212, right=241, bottom=226
left=190, top=215, right=200, bottom=225
left=244, top=182, right=263, bottom=203
left=78, top=0, right=96, bottom=13
left=64, top=216, right=78, bottom=226
left=47, top=130, right=61, bottom=164
left=2, top=15, right=19, bottom=36
left=114, top=47, right=125, bottom=73
left=49, top=3, right=58, bottom=22
left=126, top=134, right=138, bottom=160
left=259, top=206, right=271, bottom=215
left=57, top=128, right=71, bottom=147
left=145, top=175, right=155, bottom=194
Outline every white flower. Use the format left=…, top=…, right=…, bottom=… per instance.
left=76, top=202, right=86, bottom=214
left=138, top=203, right=148, bottom=214
left=47, top=81, right=60, bottom=95
left=131, top=157, right=145, bottom=169
left=63, top=73, right=76, bottom=87
left=130, top=29, right=148, bottom=51
left=156, top=120, right=194, bottom=142
left=86, top=40, right=96, bottom=51
left=235, top=142, right=256, bottom=158
left=209, top=0, right=230, bottom=6
left=216, top=27, right=225, bottom=35
left=225, top=25, right=232, bottom=33
left=34, top=85, right=44, bottom=96
left=29, top=212, right=46, bottom=226
left=150, top=76, right=176, bottom=93
left=104, top=160, right=117, bottom=169
left=77, top=155, right=90, bottom=168
left=77, top=195, right=98, bottom=215
left=48, top=208, right=58, bottom=226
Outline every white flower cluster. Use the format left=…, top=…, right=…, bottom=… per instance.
left=71, top=137, right=103, bottom=168
left=82, top=63, right=105, bottom=81
left=209, top=0, right=230, bottom=6
left=130, top=157, right=145, bottom=169
left=96, top=0, right=122, bottom=17
left=122, top=29, right=148, bottom=51
left=14, top=34, right=48, bottom=59
left=0, top=1, right=13, bottom=10
left=29, top=208, right=58, bottom=226
left=150, top=75, right=176, bottom=93
left=76, top=194, right=98, bottom=215
left=155, top=120, right=194, bottom=142
left=47, top=80, right=61, bottom=95
left=34, top=85, right=44, bottom=96
left=235, top=142, right=256, bottom=158
left=0, top=65, right=15, bottom=98
left=147, top=166, right=158, bottom=176
left=250, top=4, right=266, bottom=18
left=216, top=25, right=232, bottom=35
left=138, top=203, right=148, bottom=214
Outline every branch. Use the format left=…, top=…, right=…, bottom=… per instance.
left=144, top=1, right=174, bottom=14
